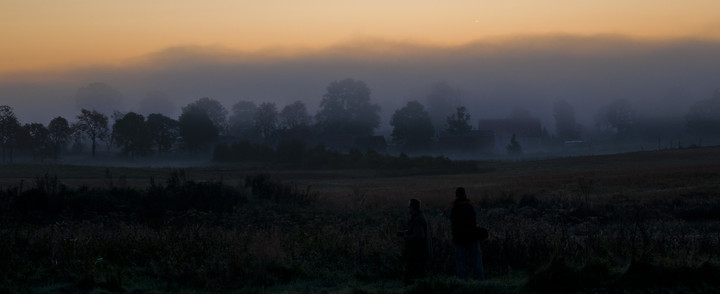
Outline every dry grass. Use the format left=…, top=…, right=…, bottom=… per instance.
left=1, top=146, right=719, bottom=293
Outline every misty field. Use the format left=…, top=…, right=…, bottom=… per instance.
left=1, top=147, right=719, bottom=293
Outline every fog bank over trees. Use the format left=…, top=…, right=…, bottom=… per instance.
left=2, top=35, right=720, bottom=133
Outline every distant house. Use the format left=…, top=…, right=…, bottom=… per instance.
left=477, top=118, right=543, bottom=153
left=437, top=130, right=495, bottom=154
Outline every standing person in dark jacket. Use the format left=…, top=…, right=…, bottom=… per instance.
left=443, top=187, right=485, bottom=280
left=398, top=198, right=432, bottom=285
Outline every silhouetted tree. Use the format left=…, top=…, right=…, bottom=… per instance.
left=146, top=113, right=179, bottom=155
left=506, top=133, right=523, bottom=155
left=74, top=109, right=109, bottom=158
left=553, top=100, right=581, bottom=141
left=14, top=124, right=31, bottom=156
left=48, top=116, right=72, bottom=159
left=0, top=105, right=21, bottom=162
left=183, top=97, right=228, bottom=134
left=113, top=112, right=152, bottom=157
left=254, top=102, right=278, bottom=143
left=279, top=100, right=312, bottom=130
left=228, top=100, right=259, bottom=141
left=445, top=106, right=472, bottom=135
left=19, top=123, right=51, bottom=161
left=179, top=105, right=218, bottom=153
left=107, top=110, right=125, bottom=152
left=390, top=101, right=435, bottom=150
left=596, top=98, right=636, bottom=138
left=74, top=82, right=123, bottom=116
left=685, top=90, right=720, bottom=139
left=315, top=78, right=380, bottom=137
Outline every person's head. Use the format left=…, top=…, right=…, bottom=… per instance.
left=408, top=198, right=421, bottom=212
left=455, top=187, right=467, bottom=200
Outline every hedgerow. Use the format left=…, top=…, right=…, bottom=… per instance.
left=213, top=139, right=480, bottom=174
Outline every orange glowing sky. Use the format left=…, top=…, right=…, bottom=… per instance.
left=3, top=0, right=720, bottom=73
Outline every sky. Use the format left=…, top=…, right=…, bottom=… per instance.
left=2, top=0, right=720, bottom=132
left=3, top=0, right=720, bottom=73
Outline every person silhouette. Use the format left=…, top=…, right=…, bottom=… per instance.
left=398, top=198, right=432, bottom=284
left=443, top=187, right=485, bottom=280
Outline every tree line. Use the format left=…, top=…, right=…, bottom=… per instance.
left=0, top=79, right=472, bottom=162
left=2, top=79, right=720, bottom=163
left=552, top=91, right=720, bottom=145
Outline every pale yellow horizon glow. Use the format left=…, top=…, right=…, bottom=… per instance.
left=3, top=0, right=720, bottom=74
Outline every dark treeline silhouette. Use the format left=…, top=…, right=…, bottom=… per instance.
left=2, top=80, right=720, bottom=163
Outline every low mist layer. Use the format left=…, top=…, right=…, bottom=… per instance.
left=2, top=35, right=719, bottom=132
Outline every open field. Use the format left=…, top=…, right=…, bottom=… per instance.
left=1, top=146, right=719, bottom=293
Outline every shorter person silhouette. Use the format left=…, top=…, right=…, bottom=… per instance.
left=398, top=198, right=432, bottom=285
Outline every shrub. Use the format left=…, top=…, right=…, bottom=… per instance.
left=5, top=171, right=250, bottom=224
left=275, top=139, right=307, bottom=164
left=244, top=173, right=315, bottom=205
left=212, top=140, right=480, bottom=173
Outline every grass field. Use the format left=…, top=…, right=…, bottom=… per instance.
left=1, top=146, right=719, bottom=293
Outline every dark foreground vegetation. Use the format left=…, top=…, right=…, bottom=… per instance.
left=1, top=146, right=719, bottom=293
